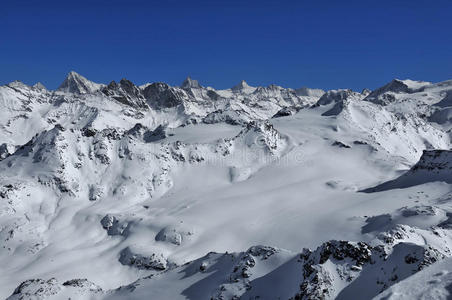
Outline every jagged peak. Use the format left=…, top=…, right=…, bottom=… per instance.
left=119, top=78, right=133, bottom=84
left=252, top=84, right=284, bottom=94
left=57, top=71, right=103, bottom=94
left=316, top=89, right=359, bottom=106
left=234, top=120, right=285, bottom=153
left=33, top=82, right=46, bottom=91
left=6, top=80, right=29, bottom=89
left=181, top=76, right=202, bottom=89
left=232, top=80, right=251, bottom=91
left=266, top=83, right=282, bottom=90
left=361, top=88, right=371, bottom=96
left=119, top=78, right=137, bottom=89
left=101, top=78, right=148, bottom=109
left=65, top=71, right=88, bottom=82
left=365, top=78, right=431, bottom=101
left=68, top=70, right=80, bottom=77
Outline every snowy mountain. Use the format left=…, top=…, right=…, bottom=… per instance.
left=1, top=72, right=452, bottom=299
left=57, top=71, right=105, bottom=94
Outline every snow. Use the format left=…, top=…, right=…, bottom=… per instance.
left=1, top=73, right=452, bottom=299
left=57, top=71, right=105, bottom=94
left=374, top=258, right=452, bottom=300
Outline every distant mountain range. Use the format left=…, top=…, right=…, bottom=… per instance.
left=2, top=72, right=452, bottom=300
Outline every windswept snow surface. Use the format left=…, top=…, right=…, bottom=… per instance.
left=1, top=72, right=452, bottom=299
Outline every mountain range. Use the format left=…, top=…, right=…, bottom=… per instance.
left=2, top=72, right=452, bottom=299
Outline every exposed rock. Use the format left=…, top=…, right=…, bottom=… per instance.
left=57, top=71, right=103, bottom=94
left=7, top=278, right=61, bottom=300
left=102, top=79, right=149, bottom=109
left=100, top=214, right=128, bottom=236
left=332, top=141, right=351, bottom=148
left=119, top=247, right=167, bottom=270
left=232, top=80, right=252, bottom=91
left=272, top=106, right=298, bottom=118
left=364, top=79, right=430, bottom=105
left=316, top=89, right=362, bottom=106
left=61, top=278, right=103, bottom=293
left=362, top=150, right=452, bottom=192
left=181, top=76, right=202, bottom=89
left=155, top=227, right=184, bottom=245
left=143, top=82, right=185, bottom=108
left=0, top=143, right=15, bottom=160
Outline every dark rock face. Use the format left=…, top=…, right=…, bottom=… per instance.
left=181, top=77, right=202, bottom=89
left=362, top=149, right=452, bottom=192
left=316, top=89, right=356, bottom=106
left=332, top=141, right=351, bottom=148
left=233, top=246, right=277, bottom=280
left=202, top=109, right=244, bottom=125
left=102, top=79, right=148, bottom=109
left=272, top=107, right=298, bottom=118
left=7, top=278, right=103, bottom=299
left=412, top=149, right=452, bottom=171
left=57, top=71, right=99, bottom=94
left=363, top=79, right=426, bottom=105
left=0, top=143, right=15, bottom=160
left=295, top=238, right=444, bottom=300
left=126, top=123, right=168, bottom=142
left=143, top=82, right=185, bottom=108
left=62, top=279, right=103, bottom=293
left=366, top=79, right=411, bottom=100
left=10, top=278, right=61, bottom=299
left=81, top=127, right=97, bottom=137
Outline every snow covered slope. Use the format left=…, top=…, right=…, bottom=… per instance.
left=1, top=73, right=452, bottom=299
left=374, top=257, right=452, bottom=300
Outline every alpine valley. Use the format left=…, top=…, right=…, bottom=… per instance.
left=2, top=72, right=452, bottom=299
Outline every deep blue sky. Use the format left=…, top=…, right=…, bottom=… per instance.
left=1, top=0, right=451, bottom=91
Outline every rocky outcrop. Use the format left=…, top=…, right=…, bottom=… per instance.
left=119, top=247, right=167, bottom=270
left=363, top=79, right=430, bottom=105
left=181, top=76, right=202, bottom=90
left=362, top=150, right=452, bottom=192
left=143, top=82, right=186, bottom=108
left=57, top=71, right=104, bottom=94
left=0, top=143, right=15, bottom=160
left=7, top=278, right=103, bottom=300
left=272, top=106, right=299, bottom=118
left=100, top=214, right=129, bottom=236
left=232, top=80, right=253, bottom=92
left=102, top=79, right=149, bottom=109
left=316, top=89, right=362, bottom=106
left=234, top=120, right=287, bottom=154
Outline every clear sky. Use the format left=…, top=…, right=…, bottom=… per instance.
left=1, top=0, right=451, bottom=91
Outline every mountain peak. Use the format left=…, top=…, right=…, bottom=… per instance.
left=232, top=80, right=251, bottom=91
left=181, top=76, right=202, bottom=89
left=7, top=80, right=29, bottom=89
left=363, top=78, right=431, bottom=105
left=361, top=88, right=371, bottom=96
left=68, top=70, right=80, bottom=77
left=57, top=71, right=103, bottom=94
left=33, top=82, right=46, bottom=91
